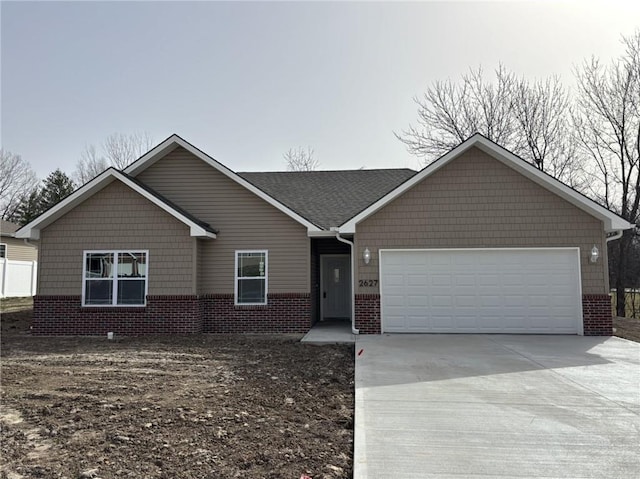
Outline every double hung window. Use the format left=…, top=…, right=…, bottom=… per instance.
left=83, top=251, right=148, bottom=306
left=235, top=251, right=267, bottom=305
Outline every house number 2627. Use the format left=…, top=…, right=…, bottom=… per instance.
left=359, top=279, right=378, bottom=287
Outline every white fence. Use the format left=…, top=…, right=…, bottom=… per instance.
left=0, top=259, right=37, bottom=298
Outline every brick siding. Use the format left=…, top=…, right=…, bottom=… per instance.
left=201, top=293, right=310, bottom=333
left=32, top=293, right=310, bottom=336
left=582, top=294, right=613, bottom=336
left=32, top=292, right=608, bottom=336
left=355, top=294, right=381, bottom=334
left=32, top=295, right=201, bottom=336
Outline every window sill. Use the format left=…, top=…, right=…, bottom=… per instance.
left=81, top=304, right=146, bottom=309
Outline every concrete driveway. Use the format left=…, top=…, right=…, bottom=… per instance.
left=354, top=335, right=640, bottom=479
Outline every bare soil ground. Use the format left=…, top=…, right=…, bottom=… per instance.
left=0, top=300, right=354, bottom=479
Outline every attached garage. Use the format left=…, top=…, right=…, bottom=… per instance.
left=380, top=248, right=583, bottom=334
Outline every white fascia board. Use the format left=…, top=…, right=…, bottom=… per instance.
left=15, top=168, right=216, bottom=240
left=340, top=133, right=634, bottom=233
left=191, top=226, right=217, bottom=239
left=125, top=134, right=323, bottom=233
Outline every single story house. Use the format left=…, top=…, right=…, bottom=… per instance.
left=1, top=219, right=38, bottom=297
left=17, top=134, right=633, bottom=336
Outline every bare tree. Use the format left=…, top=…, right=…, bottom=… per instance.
left=574, top=30, right=640, bottom=317
left=511, top=75, right=582, bottom=187
left=74, top=132, right=154, bottom=184
left=75, top=145, right=109, bottom=185
left=0, top=150, right=38, bottom=221
left=102, top=132, right=154, bottom=169
left=284, top=147, right=319, bottom=171
left=397, top=65, right=519, bottom=159
left=397, top=65, right=580, bottom=185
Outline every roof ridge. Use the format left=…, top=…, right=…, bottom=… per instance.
left=239, top=168, right=417, bottom=174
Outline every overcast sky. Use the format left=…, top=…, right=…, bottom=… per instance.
left=2, top=1, right=639, bottom=180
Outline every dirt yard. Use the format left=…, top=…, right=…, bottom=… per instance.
left=0, top=300, right=354, bottom=479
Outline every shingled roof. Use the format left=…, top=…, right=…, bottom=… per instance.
left=124, top=172, right=218, bottom=235
left=238, top=169, right=416, bottom=229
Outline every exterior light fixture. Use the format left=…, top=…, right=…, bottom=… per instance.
left=590, top=245, right=599, bottom=263
left=363, top=247, right=371, bottom=264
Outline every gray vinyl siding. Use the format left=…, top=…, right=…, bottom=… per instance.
left=137, top=146, right=310, bottom=295
left=38, top=181, right=195, bottom=296
left=356, top=147, right=607, bottom=295
left=1, top=236, right=38, bottom=262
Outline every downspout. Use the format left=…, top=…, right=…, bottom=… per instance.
left=606, top=230, right=624, bottom=242
left=23, top=238, right=38, bottom=248
left=333, top=230, right=360, bottom=335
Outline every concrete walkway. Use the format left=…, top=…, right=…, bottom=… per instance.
left=301, top=320, right=355, bottom=344
left=354, top=334, right=640, bottom=479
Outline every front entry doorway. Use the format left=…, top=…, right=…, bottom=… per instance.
left=320, top=255, right=351, bottom=320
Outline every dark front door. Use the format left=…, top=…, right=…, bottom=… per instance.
left=321, top=255, right=351, bottom=320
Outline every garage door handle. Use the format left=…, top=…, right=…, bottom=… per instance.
left=323, top=292, right=327, bottom=298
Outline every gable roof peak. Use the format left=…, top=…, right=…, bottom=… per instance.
left=124, top=134, right=323, bottom=232
left=340, top=134, right=633, bottom=233
left=16, top=168, right=217, bottom=240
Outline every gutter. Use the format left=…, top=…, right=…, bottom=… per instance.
left=331, top=228, right=360, bottom=335
left=606, top=230, right=624, bottom=243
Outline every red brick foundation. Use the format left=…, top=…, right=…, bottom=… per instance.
left=32, top=295, right=201, bottom=336
left=200, top=293, right=311, bottom=333
left=32, top=293, right=311, bottom=336
left=33, top=292, right=607, bottom=336
left=355, top=294, right=381, bottom=334
left=582, top=294, right=613, bottom=336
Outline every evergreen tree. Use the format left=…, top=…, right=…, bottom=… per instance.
left=11, top=169, right=76, bottom=226
left=39, top=169, right=75, bottom=211
left=11, top=188, right=42, bottom=226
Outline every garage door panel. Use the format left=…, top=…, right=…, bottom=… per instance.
left=384, top=295, right=406, bottom=307
left=381, top=249, right=581, bottom=334
left=385, top=274, right=405, bottom=287
left=431, top=315, right=455, bottom=328
left=454, top=316, right=477, bottom=329
left=455, top=274, right=475, bottom=286
left=477, top=273, right=500, bottom=285
left=429, top=295, right=450, bottom=307
left=407, top=295, right=428, bottom=307
left=430, top=274, right=452, bottom=286
left=407, top=274, right=427, bottom=287
left=503, top=275, right=525, bottom=287
left=480, top=295, right=502, bottom=307
left=453, top=295, right=475, bottom=308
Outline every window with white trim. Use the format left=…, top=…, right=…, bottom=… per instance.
left=0, top=243, right=6, bottom=259
left=235, top=250, right=267, bottom=305
left=83, top=251, right=148, bottom=306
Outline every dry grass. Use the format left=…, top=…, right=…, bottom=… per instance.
left=0, top=296, right=33, bottom=314
left=610, top=290, right=640, bottom=319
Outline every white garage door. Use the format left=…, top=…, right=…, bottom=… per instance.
left=380, top=249, right=582, bottom=334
